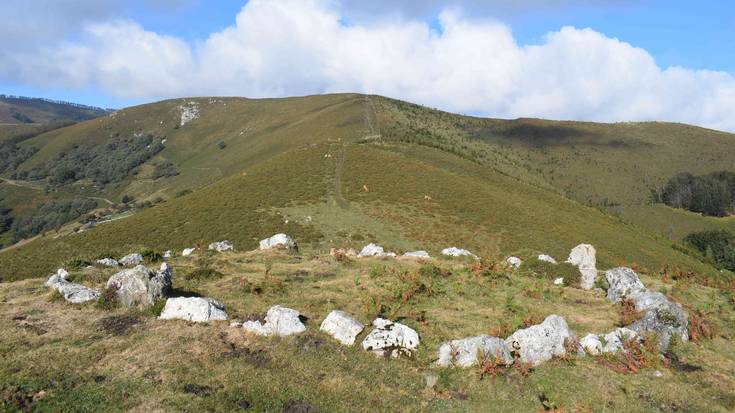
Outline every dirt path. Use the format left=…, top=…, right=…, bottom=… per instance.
left=0, top=177, right=43, bottom=191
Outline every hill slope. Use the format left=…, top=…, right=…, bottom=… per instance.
left=0, top=95, right=109, bottom=125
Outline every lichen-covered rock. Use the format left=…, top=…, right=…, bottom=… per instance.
left=403, top=250, right=430, bottom=259
left=441, top=247, right=476, bottom=258
left=208, top=240, right=234, bottom=252
left=182, top=248, right=196, bottom=256
left=628, top=291, right=688, bottom=350
left=119, top=253, right=144, bottom=266
left=566, top=244, right=597, bottom=289
left=242, top=305, right=306, bottom=336
left=436, top=335, right=513, bottom=367
left=259, top=233, right=297, bottom=251
left=600, top=327, right=638, bottom=353
left=580, top=334, right=603, bottom=355
left=106, top=264, right=172, bottom=308
left=362, top=318, right=420, bottom=357
left=604, top=267, right=646, bottom=302
left=505, top=315, right=575, bottom=366
left=159, top=297, right=228, bottom=322
left=44, top=269, right=99, bottom=304
left=319, top=310, right=364, bottom=346
left=96, top=258, right=119, bottom=267
left=506, top=256, right=522, bottom=269
left=537, top=254, right=558, bottom=264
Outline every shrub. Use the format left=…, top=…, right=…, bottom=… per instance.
left=151, top=160, right=179, bottom=179
left=684, top=230, right=735, bottom=272
left=65, top=257, right=92, bottom=270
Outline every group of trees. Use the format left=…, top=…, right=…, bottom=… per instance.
left=12, top=134, right=165, bottom=187
left=684, top=229, right=735, bottom=272
left=0, top=137, right=39, bottom=174
left=656, top=171, right=735, bottom=217
left=9, top=198, right=97, bottom=241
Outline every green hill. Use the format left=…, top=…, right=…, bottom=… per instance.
left=0, top=95, right=109, bottom=125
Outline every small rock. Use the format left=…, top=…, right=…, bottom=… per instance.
left=96, top=258, right=119, bottom=267
left=505, top=315, right=575, bottom=366
left=580, top=334, right=602, bottom=356
left=436, top=335, right=513, bottom=367
left=159, top=297, right=228, bottom=322
left=182, top=248, right=196, bottom=256
left=242, top=305, right=306, bottom=336
left=208, top=240, right=234, bottom=252
left=506, top=256, right=522, bottom=269
left=537, top=254, right=557, bottom=264
left=424, top=373, right=439, bottom=390
left=403, top=250, right=430, bottom=259
left=654, top=370, right=664, bottom=378
left=319, top=310, right=364, bottom=346
left=566, top=244, right=597, bottom=290
left=604, top=267, right=646, bottom=302
left=259, top=233, right=297, bottom=251
left=163, top=250, right=174, bottom=258
left=362, top=318, right=420, bottom=357
left=553, top=277, right=564, bottom=285
left=119, top=253, right=144, bottom=266
left=441, top=247, right=476, bottom=258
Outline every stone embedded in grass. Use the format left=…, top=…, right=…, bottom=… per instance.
left=44, top=268, right=100, bottom=304
left=319, top=310, right=364, bottom=346
left=505, top=314, right=576, bottom=366
left=403, top=250, right=430, bottom=259
left=96, top=258, right=119, bottom=267
left=242, top=305, right=306, bottom=337
left=208, top=240, right=234, bottom=252
left=553, top=277, right=564, bottom=285
left=506, top=256, right=522, bottom=269
left=581, top=328, right=640, bottom=356
left=604, top=267, right=646, bottom=302
left=182, top=248, right=196, bottom=256
left=436, top=335, right=513, bottom=367
left=158, top=297, right=228, bottom=322
left=106, top=264, right=172, bottom=308
left=441, top=247, right=476, bottom=258
left=119, top=253, right=144, bottom=266
left=259, top=233, right=297, bottom=251
left=566, top=244, right=597, bottom=290
left=580, top=334, right=603, bottom=355
left=628, top=291, right=688, bottom=350
left=362, top=318, right=420, bottom=358
left=358, top=243, right=388, bottom=257
left=163, top=250, right=173, bottom=258
left=537, top=254, right=558, bottom=264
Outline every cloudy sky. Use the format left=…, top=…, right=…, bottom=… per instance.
left=2, top=0, right=734, bottom=131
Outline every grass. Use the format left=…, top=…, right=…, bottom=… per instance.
left=2, top=249, right=734, bottom=412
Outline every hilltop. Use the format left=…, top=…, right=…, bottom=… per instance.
left=0, top=95, right=110, bottom=125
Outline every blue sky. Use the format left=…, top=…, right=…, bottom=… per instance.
left=1, top=0, right=734, bottom=130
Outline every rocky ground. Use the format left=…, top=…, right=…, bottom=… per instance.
left=1, top=237, right=734, bottom=412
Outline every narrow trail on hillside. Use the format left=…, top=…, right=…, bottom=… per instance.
left=0, top=177, right=43, bottom=191
left=333, top=96, right=381, bottom=209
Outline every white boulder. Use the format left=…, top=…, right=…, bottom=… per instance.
left=182, top=248, right=196, bottom=256
left=403, top=250, right=430, bottom=259
left=436, top=335, right=513, bottom=367
left=319, top=310, right=364, bottom=346
left=505, top=315, right=575, bottom=366
left=580, top=334, right=602, bottom=356
left=362, top=318, right=420, bottom=357
left=358, top=243, right=385, bottom=257
left=601, top=328, right=639, bottom=353
left=106, top=264, right=172, bottom=308
left=163, top=250, right=174, bottom=258
left=537, top=254, right=558, bottom=264
left=441, top=247, right=476, bottom=258
left=506, top=256, right=522, bottom=269
left=96, top=258, right=119, bottom=267
left=553, top=277, right=564, bottom=285
left=208, top=240, right=234, bottom=252
left=119, top=253, right=144, bottom=266
left=259, top=233, right=297, bottom=251
left=604, top=267, right=646, bottom=302
left=45, top=269, right=100, bottom=304
left=566, top=244, right=597, bottom=290
left=242, top=305, right=306, bottom=337
left=159, top=297, right=228, bottom=322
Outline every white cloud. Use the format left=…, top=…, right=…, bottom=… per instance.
left=1, top=0, right=734, bottom=131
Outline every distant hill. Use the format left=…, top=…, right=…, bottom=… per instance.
left=0, top=94, right=111, bottom=125
left=0, top=94, right=733, bottom=283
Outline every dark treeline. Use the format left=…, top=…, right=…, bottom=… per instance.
left=9, top=198, right=97, bottom=241
left=656, top=171, right=735, bottom=217
left=685, top=229, right=735, bottom=272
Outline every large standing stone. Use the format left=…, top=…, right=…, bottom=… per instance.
left=242, top=305, right=306, bottom=336
left=159, top=297, right=228, bottom=322
left=319, top=310, right=364, bottom=346
left=566, top=244, right=597, bottom=290
left=505, top=315, right=575, bottom=366
left=362, top=318, right=420, bottom=357
left=119, top=253, right=144, bottom=266
left=106, top=264, right=172, bottom=308
left=208, top=240, right=234, bottom=252
left=436, top=335, right=513, bottom=367
left=259, top=234, right=297, bottom=251
left=604, top=267, right=646, bottom=302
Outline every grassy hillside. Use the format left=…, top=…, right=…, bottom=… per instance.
left=0, top=95, right=108, bottom=125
